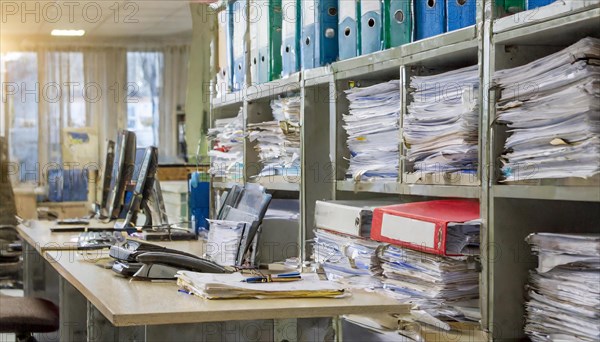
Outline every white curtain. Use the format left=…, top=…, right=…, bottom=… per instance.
left=82, top=47, right=127, bottom=161
left=160, top=45, right=190, bottom=162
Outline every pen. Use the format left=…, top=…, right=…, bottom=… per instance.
left=242, top=272, right=301, bottom=283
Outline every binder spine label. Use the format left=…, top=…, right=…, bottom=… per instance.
left=380, top=213, right=436, bottom=249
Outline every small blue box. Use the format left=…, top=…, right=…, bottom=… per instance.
left=189, top=172, right=210, bottom=232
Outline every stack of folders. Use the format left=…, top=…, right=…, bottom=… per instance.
left=176, top=271, right=346, bottom=299
left=370, top=200, right=481, bottom=323
left=343, top=80, right=401, bottom=180
left=247, top=96, right=301, bottom=178
left=495, top=37, right=600, bottom=181
left=313, top=229, right=383, bottom=289
left=207, top=108, right=244, bottom=180
left=524, top=233, right=600, bottom=342
left=312, top=200, right=399, bottom=288
left=404, top=65, right=479, bottom=174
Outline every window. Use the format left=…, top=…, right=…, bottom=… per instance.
left=2, top=52, right=39, bottom=182
left=127, top=51, right=164, bottom=148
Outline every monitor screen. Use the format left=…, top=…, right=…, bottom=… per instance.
left=100, top=140, right=115, bottom=211
left=105, top=130, right=136, bottom=219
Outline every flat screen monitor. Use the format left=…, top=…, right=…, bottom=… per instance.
left=105, top=130, right=136, bottom=219
left=100, top=140, right=115, bottom=212
left=120, top=146, right=159, bottom=228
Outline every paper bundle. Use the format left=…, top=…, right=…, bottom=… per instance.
left=313, top=229, right=383, bottom=289
left=525, top=233, right=600, bottom=342
left=404, top=65, right=479, bottom=174
left=378, top=245, right=479, bottom=321
left=176, top=271, right=346, bottom=299
left=343, top=80, right=401, bottom=180
left=208, top=108, right=244, bottom=180
left=495, top=37, right=600, bottom=181
left=247, top=96, right=301, bottom=177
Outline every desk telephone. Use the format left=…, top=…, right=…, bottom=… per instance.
left=110, top=240, right=233, bottom=279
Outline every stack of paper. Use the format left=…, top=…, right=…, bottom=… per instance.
left=343, top=80, right=401, bottom=180
left=404, top=65, right=479, bottom=174
left=247, top=96, right=301, bottom=177
left=495, top=37, right=600, bottom=181
left=524, top=233, right=600, bottom=342
left=313, top=229, right=383, bottom=289
left=378, top=245, right=479, bottom=321
left=176, top=271, right=346, bottom=299
left=208, top=108, right=244, bottom=180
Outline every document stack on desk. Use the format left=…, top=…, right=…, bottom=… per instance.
left=524, top=233, right=600, bottom=342
left=247, top=96, right=301, bottom=178
left=404, top=65, right=479, bottom=174
left=176, top=271, right=346, bottom=299
left=495, top=37, right=600, bottom=181
left=343, top=80, right=401, bottom=180
left=208, top=108, right=244, bottom=180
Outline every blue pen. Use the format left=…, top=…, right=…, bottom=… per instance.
left=242, top=272, right=301, bottom=283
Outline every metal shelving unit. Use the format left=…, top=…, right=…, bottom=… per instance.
left=208, top=1, right=600, bottom=339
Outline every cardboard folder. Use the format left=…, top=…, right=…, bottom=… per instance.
left=370, top=199, right=480, bottom=256
left=301, top=0, right=317, bottom=69
left=315, top=200, right=401, bottom=237
left=361, top=0, right=384, bottom=55
left=446, top=0, right=476, bottom=32
left=414, top=0, right=445, bottom=40
left=384, top=0, right=413, bottom=48
left=338, top=0, right=360, bottom=60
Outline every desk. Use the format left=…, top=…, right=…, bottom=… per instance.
left=17, top=220, right=410, bottom=342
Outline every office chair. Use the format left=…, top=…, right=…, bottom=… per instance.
left=0, top=295, right=59, bottom=342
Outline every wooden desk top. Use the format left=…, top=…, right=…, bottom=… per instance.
left=46, top=251, right=409, bottom=326
left=19, top=220, right=411, bottom=327
left=17, top=220, right=205, bottom=255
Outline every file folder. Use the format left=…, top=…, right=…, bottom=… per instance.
left=267, top=0, right=283, bottom=81
left=360, top=0, right=384, bottom=54
left=370, top=200, right=480, bottom=256
left=217, top=9, right=231, bottom=93
left=446, top=0, right=475, bottom=32
left=384, top=0, right=412, bottom=48
left=230, top=0, right=247, bottom=90
left=250, top=1, right=260, bottom=84
left=526, top=0, right=554, bottom=9
left=301, top=0, right=317, bottom=69
left=314, top=200, right=400, bottom=237
left=338, top=0, right=360, bottom=60
left=281, top=0, right=300, bottom=76
left=253, top=0, right=284, bottom=83
left=316, top=0, right=339, bottom=65
left=496, top=0, right=524, bottom=15
left=414, top=0, right=445, bottom=40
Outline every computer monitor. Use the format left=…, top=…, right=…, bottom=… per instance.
left=100, top=140, right=115, bottom=213
left=119, top=146, right=159, bottom=229
left=119, top=148, right=150, bottom=218
left=105, top=130, right=136, bottom=219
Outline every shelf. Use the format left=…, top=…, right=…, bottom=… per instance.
left=212, top=91, right=244, bottom=110
left=494, top=4, right=599, bottom=45
left=303, top=66, right=333, bottom=87
left=211, top=179, right=244, bottom=190
left=336, top=180, right=402, bottom=194
left=400, top=184, right=480, bottom=199
left=245, top=72, right=302, bottom=102
left=492, top=185, right=600, bottom=202
left=336, top=180, right=480, bottom=198
left=249, top=178, right=300, bottom=192
left=332, top=26, right=477, bottom=80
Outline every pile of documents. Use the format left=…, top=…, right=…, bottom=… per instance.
left=377, top=245, right=480, bottom=321
left=495, top=37, right=600, bottom=181
left=207, top=108, right=244, bottom=180
left=313, top=229, right=383, bottom=289
left=404, top=65, right=479, bottom=174
left=176, top=271, right=346, bottom=299
left=524, top=233, right=600, bottom=342
left=343, top=80, right=401, bottom=180
left=247, top=96, right=301, bottom=177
